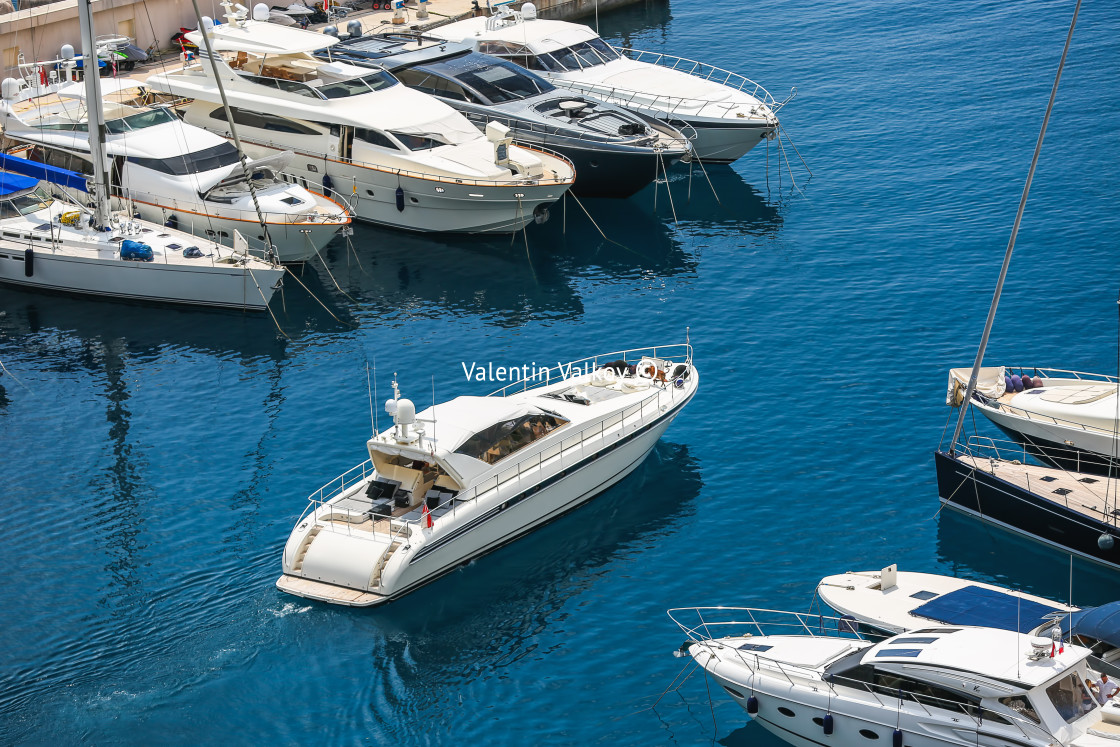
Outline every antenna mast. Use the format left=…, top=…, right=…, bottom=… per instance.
left=76, top=0, right=111, bottom=229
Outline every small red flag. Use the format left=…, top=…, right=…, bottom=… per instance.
left=422, top=503, right=433, bottom=529
left=1050, top=642, right=1056, bottom=658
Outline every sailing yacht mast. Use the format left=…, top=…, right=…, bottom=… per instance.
left=76, top=0, right=111, bottom=229
left=948, top=0, right=1082, bottom=453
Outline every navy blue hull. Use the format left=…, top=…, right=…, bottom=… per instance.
left=533, top=139, right=681, bottom=198
left=934, top=449, right=1120, bottom=569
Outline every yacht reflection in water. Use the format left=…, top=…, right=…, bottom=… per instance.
left=349, top=442, right=700, bottom=731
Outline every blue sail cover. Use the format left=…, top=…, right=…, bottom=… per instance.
left=1069, top=602, right=1120, bottom=648
left=912, top=585, right=1067, bottom=633
left=0, top=171, right=38, bottom=197
left=0, top=153, right=88, bottom=192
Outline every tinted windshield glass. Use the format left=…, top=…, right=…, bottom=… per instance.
left=444, top=58, right=554, bottom=103
left=0, top=190, right=53, bottom=218
left=318, top=72, right=398, bottom=99
left=542, top=40, right=619, bottom=72
left=390, top=132, right=448, bottom=151
left=1046, top=673, right=1096, bottom=724
left=105, top=107, right=177, bottom=134
left=455, top=413, right=568, bottom=465
left=128, top=142, right=241, bottom=176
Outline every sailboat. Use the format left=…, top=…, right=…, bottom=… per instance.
left=934, top=0, right=1120, bottom=569
left=0, top=0, right=284, bottom=310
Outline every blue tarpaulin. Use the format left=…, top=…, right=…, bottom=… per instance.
left=912, top=585, right=1067, bottom=633
left=1070, top=602, right=1120, bottom=648
left=0, top=171, right=38, bottom=197
left=0, top=153, right=88, bottom=192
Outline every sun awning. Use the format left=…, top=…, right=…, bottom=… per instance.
left=911, top=585, right=1067, bottom=633
left=186, top=19, right=338, bottom=55
left=0, top=152, right=88, bottom=192
left=1069, top=602, right=1120, bottom=649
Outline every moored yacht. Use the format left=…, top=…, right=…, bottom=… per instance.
left=1, top=79, right=349, bottom=263
left=146, top=3, right=575, bottom=234
left=318, top=32, right=692, bottom=198
left=947, top=366, right=1120, bottom=475
left=430, top=4, right=783, bottom=164
left=670, top=606, right=1120, bottom=747
left=276, top=342, right=697, bottom=606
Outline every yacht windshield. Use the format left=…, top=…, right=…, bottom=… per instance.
left=390, top=131, right=450, bottom=151
left=536, top=39, right=619, bottom=72
left=1045, top=673, right=1097, bottom=724
left=455, top=413, right=568, bottom=465
left=317, top=72, right=398, bottom=98
left=423, top=54, right=554, bottom=103
left=0, top=190, right=53, bottom=218
left=104, top=107, right=177, bottom=134
left=128, top=142, right=241, bottom=176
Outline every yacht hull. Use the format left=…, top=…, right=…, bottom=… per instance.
left=0, top=242, right=282, bottom=310
left=546, top=139, right=681, bottom=198
left=934, top=449, right=1120, bottom=569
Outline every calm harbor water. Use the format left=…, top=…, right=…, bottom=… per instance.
left=3, top=0, right=1120, bottom=743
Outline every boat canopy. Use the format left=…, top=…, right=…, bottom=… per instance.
left=0, top=171, right=38, bottom=196
left=947, top=366, right=1006, bottom=404
left=1070, top=601, right=1120, bottom=648
left=186, top=19, right=338, bottom=55
left=0, top=152, right=87, bottom=192
left=911, top=585, right=1067, bottom=633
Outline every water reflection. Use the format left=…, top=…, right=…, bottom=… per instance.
left=352, top=442, right=701, bottom=741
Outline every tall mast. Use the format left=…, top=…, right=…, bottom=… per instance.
left=949, top=0, right=1081, bottom=452
left=76, top=0, right=111, bottom=229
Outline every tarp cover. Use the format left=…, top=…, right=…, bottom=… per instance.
left=912, top=585, right=1066, bottom=633
left=0, top=153, right=88, bottom=192
left=947, top=366, right=1006, bottom=405
left=0, top=171, right=38, bottom=197
left=1070, top=601, right=1120, bottom=649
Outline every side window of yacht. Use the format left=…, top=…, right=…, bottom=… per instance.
left=455, top=414, right=569, bottom=465
left=395, top=69, right=473, bottom=102
left=998, top=696, right=1041, bottom=725
left=208, top=107, right=322, bottom=136
left=1045, top=673, right=1096, bottom=724
left=128, top=142, right=241, bottom=176
left=39, top=147, right=90, bottom=173
left=869, top=671, right=1011, bottom=725
left=390, top=132, right=448, bottom=151
left=354, top=128, right=399, bottom=150
left=586, top=37, right=621, bottom=62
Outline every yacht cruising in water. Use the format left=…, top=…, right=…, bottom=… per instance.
left=670, top=607, right=1120, bottom=747
left=430, top=4, right=783, bottom=164
left=1, top=79, right=349, bottom=263
left=145, top=3, right=575, bottom=234
left=317, top=33, right=691, bottom=198
left=276, top=343, right=697, bottom=606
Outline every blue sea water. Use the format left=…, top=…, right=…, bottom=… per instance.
left=2, top=0, right=1120, bottom=743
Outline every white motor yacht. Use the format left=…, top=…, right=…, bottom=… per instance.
left=670, top=606, right=1120, bottom=747
left=1, top=78, right=349, bottom=264
left=431, top=4, right=783, bottom=163
left=816, top=565, right=1120, bottom=677
left=146, top=3, right=576, bottom=234
left=276, top=343, right=697, bottom=606
left=0, top=162, right=283, bottom=310
left=948, top=366, right=1120, bottom=475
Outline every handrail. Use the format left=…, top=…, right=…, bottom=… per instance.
left=549, top=77, right=778, bottom=122
left=486, top=342, right=692, bottom=398
left=457, top=109, right=691, bottom=152
left=616, top=47, right=778, bottom=108
left=668, top=606, right=866, bottom=644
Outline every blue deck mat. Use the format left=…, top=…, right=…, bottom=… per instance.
left=912, top=585, right=1066, bottom=633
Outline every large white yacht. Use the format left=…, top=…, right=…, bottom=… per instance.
left=947, top=366, right=1120, bottom=475
left=146, top=3, right=576, bottom=234
left=276, top=343, right=697, bottom=606
left=670, top=606, right=1120, bottom=747
left=431, top=4, right=783, bottom=163
left=1, top=79, right=349, bottom=264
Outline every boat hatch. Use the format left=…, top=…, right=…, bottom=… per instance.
left=911, top=585, right=1066, bottom=633
left=543, top=383, right=626, bottom=405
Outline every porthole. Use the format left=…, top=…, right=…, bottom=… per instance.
left=812, top=717, right=824, bottom=726
left=366, top=190, right=374, bottom=196
left=722, top=685, right=744, bottom=699
left=410, top=197, right=419, bottom=204
left=590, top=160, right=599, bottom=168
left=778, top=707, right=795, bottom=718
left=860, top=729, right=879, bottom=740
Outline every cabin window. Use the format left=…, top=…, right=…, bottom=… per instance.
left=0, top=191, right=52, bottom=219
left=1045, top=673, right=1096, bottom=724
left=390, top=132, right=449, bottom=152
left=998, top=696, right=1040, bottom=725
left=127, top=142, right=241, bottom=176
left=32, top=146, right=90, bottom=174
left=354, top=128, right=399, bottom=150
left=477, top=40, right=533, bottom=57
left=455, top=413, right=569, bottom=465
left=317, top=72, right=398, bottom=99
left=241, top=73, right=321, bottom=99
left=104, top=106, right=177, bottom=134
left=537, top=40, right=620, bottom=72
left=453, top=59, right=554, bottom=103
left=394, top=69, right=473, bottom=103
left=208, top=107, right=322, bottom=136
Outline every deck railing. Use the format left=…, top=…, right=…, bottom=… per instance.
left=978, top=366, right=1120, bottom=436
left=617, top=48, right=778, bottom=108
left=486, top=342, right=692, bottom=397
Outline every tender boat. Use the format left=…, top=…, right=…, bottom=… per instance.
left=316, top=32, right=692, bottom=198
left=430, top=4, right=783, bottom=163
left=1, top=77, right=350, bottom=264
left=276, top=342, right=697, bottom=606
left=146, top=2, right=576, bottom=234
left=948, top=366, right=1120, bottom=475
left=816, top=565, right=1120, bottom=676
left=670, top=606, right=1120, bottom=747
left=0, top=158, right=283, bottom=310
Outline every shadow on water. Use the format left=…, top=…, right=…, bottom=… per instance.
left=936, top=509, right=1120, bottom=607
left=348, top=442, right=702, bottom=739
left=657, top=164, right=786, bottom=234
left=718, top=723, right=787, bottom=747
